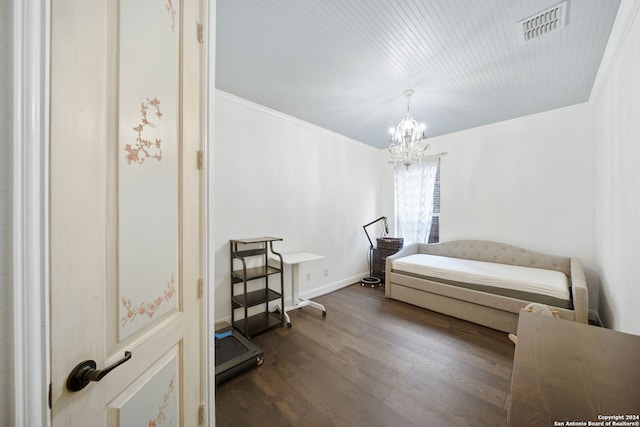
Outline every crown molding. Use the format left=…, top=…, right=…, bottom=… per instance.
left=589, top=0, right=640, bottom=103
left=215, top=89, right=379, bottom=151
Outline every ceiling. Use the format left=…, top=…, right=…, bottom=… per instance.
left=216, top=0, right=621, bottom=149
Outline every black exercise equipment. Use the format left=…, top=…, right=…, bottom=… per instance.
left=214, top=325, right=263, bottom=385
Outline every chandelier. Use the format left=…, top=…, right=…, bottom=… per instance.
left=388, top=89, right=430, bottom=167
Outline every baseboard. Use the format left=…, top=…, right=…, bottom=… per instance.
left=298, top=271, right=367, bottom=301
left=214, top=271, right=367, bottom=325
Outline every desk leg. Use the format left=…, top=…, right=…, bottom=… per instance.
left=285, top=263, right=326, bottom=327
left=291, top=263, right=300, bottom=309
left=274, top=302, right=290, bottom=327
left=282, top=308, right=291, bottom=328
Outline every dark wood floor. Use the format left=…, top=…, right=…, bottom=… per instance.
left=215, top=284, right=515, bottom=427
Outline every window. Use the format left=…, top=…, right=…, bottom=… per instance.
left=428, top=160, right=440, bottom=243
left=394, top=157, right=440, bottom=244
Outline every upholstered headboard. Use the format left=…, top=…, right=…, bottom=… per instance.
left=418, top=240, right=572, bottom=276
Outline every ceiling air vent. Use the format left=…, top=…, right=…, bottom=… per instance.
left=518, top=1, right=567, bottom=43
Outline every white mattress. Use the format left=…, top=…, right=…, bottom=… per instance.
left=392, top=254, right=570, bottom=301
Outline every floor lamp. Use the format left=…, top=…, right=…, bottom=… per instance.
left=361, top=216, right=388, bottom=287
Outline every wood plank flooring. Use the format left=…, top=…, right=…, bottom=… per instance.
left=215, top=284, right=515, bottom=427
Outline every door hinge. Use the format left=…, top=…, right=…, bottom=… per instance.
left=197, top=23, right=204, bottom=44
left=198, top=403, right=205, bottom=425
left=197, top=150, right=204, bottom=170
left=197, top=277, right=204, bottom=298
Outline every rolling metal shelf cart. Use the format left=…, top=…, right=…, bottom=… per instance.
left=230, top=237, right=285, bottom=338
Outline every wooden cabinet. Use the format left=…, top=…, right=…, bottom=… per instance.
left=230, top=237, right=285, bottom=338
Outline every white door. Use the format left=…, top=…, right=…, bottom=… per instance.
left=49, top=0, right=203, bottom=425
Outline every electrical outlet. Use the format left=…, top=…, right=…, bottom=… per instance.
left=306, top=273, right=311, bottom=281
left=324, top=268, right=329, bottom=277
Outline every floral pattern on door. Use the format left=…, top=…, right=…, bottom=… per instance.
left=148, top=374, right=176, bottom=427
left=166, top=0, right=177, bottom=32
left=118, top=0, right=180, bottom=340
left=120, top=275, right=175, bottom=327
left=124, top=97, right=164, bottom=165
left=109, top=349, right=179, bottom=426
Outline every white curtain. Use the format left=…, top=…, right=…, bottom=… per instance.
left=394, top=157, right=439, bottom=244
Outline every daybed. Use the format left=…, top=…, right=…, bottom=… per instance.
left=384, top=240, right=588, bottom=333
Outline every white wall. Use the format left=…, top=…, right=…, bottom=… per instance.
left=0, top=0, right=12, bottom=422
left=213, top=91, right=380, bottom=322
left=594, top=3, right=640, bottom=335
left=379, top=104, right=598, bottom=308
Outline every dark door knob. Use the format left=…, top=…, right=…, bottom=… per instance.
left=66, top=351, right=132, bottom=392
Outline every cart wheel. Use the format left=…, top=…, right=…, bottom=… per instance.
left=322, top=311, right=327, bottom=317
left=287, top=322, right=292, bottom=328
left=256, top=357, right=264, bottom=366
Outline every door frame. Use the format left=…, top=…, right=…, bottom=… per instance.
left=203, top=0, right=217, bottom=425
left=11, top=0, right=215, bottom=425
left=11, top=0, right=50, bottom=425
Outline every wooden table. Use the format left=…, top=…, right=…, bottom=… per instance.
left=508, top=311, right=640, bottom=426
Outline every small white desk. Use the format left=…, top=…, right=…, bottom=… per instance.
left=280, top=252, right=326, bottom=327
